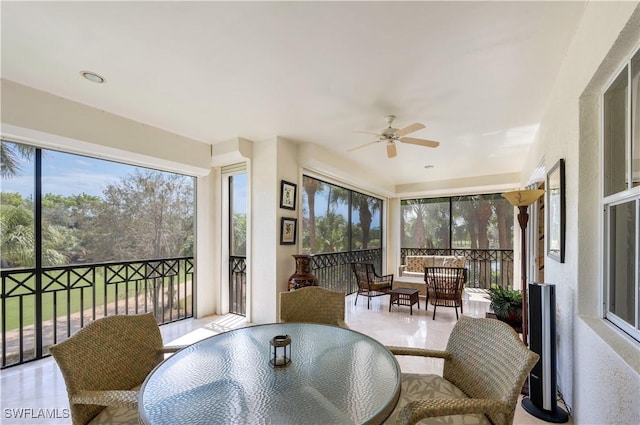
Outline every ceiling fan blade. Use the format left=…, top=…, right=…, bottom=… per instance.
left=400, top=137, right=440, bottom=148
left=353, top=130, right=383, bottom=136
left=347, top=140, right=380, bottom=152
left=394, top=123, right=425, bottom=137
left=386, top=142, right=397, bottom=158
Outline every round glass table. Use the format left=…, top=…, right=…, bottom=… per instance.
left=139, top=323, right=400, bottom=424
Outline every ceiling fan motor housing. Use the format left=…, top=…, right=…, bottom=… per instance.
left=382, top=127, right=398, bottom=138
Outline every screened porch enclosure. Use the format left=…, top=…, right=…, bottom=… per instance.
left=1, top=140, right=196, bottom=368
left=2, top=142, right=518, bottom=368
left=300, top=177, right=516, bottom=293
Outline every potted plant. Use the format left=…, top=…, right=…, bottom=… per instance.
left=486, top=286, right=522, bottom=330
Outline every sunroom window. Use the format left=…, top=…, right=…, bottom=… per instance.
left=602, top=46, right=640, bottom=341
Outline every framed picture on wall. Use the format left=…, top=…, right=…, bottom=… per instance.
left=280, top=217, right=297, bottom=245
left=280, top=180, right=297, bottom=210
left=547, top=158, right=565, bottom=263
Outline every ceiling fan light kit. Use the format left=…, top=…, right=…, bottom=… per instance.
left=350, top=115, right=440, bottom=158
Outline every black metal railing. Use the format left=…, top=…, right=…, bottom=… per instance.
left=229, top=256, right=246, bottom=316
left=400, top=248, right=514, bottom=290
left=1, top=256, right=194, bottom=369
left=310, top=249, right=383, bottom=294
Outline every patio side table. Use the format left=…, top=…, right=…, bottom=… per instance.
left=389, top=288, right=420, bottom=315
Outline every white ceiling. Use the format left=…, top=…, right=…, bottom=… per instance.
left=1, top=1, right=586, bottom=188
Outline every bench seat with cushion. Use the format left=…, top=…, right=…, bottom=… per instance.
left=399, top=255, right=466, bottom=279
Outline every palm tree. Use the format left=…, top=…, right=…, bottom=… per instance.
left=1, top=140, right=34, bottom=178
left=0, top=203, right=35, bottom=267
left=1, top=200, right=69, bottom=267
left=402, top=199, right=429, bottom=248
left=494, top=199, right=513, bottom=249
left=352, top=193, right=380, bottom=249
left=303, top=177, right=321, bottom=252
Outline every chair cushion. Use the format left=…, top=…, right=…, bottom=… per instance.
left=404, top=256, right=465, bottom=274
left=385, top=373, right=491, bottom=425
left=442, top=257, right=466, bottom=268
left=406, top=256, right=427, bottom=273
left=87, top=385, right=140, bottom=425
left=369, top=282, right=391, bottom=291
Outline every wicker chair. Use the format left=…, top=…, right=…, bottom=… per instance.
left=386, top=316, right=539, bottom=425
left=49, top=313, right=185, bottom=425
left=424, top=267, right=467, bottom=320
left=351, top=262, right=394, bottom=309
left=280, top=286, right=348, bottom=328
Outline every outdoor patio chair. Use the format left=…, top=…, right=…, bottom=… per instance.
left=386, top=316, right=539, bottom=425
left=280, top=286, right=348, bottom=328
left=350, top=262, right=393, bottom=309
left=49, top=313, right=185, bottom=425
left=424, top=266, right=467, bottom=320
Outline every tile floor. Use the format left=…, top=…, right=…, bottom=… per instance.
left=0, top=291, right=571, bottom=424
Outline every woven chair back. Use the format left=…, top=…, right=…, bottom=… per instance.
left=424, top=267, right=466, bottom=307
left=443, top=316, right=539, bottom=425
left=351, top=263, right=376, bottom=289
left=280, top=286, right=345, bottom=326
left=49, top=313, right=164, bottom=425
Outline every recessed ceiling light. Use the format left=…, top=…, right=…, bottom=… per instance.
left=80, top=71, right=105, bottom=84
left=424, top=165, right=435, bottom=169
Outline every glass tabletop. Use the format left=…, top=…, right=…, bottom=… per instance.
left=139, top=323, right=400, bottom=425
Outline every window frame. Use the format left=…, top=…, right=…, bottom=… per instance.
left=300, top=174, right=384, bottom=255
left=400, top=193, right=514, bottom=251
left=601, top=43, right=640, bottom=342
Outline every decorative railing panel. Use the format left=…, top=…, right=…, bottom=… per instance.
left=1, top=257, right=193, bottom=368
left=310, top=249, right=383, bottom=294
left=229, top=256, right=246, bottom=316
left=400, top=248, right=514, bottom=290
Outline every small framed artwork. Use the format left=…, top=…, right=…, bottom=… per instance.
left=280, top=180, right=297, bottom=210
left=280, top=217, right=297, bottom=245
left=546, top=158, right=565, bottom=263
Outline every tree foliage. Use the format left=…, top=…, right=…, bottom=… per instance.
left=1, top=198, right=35, bottom=267
left=90, top=170, right=194, bottom=261
left=402, top=198, right=450, bottom=248
left=1, top=170, right=195, bottom=268
left=1, top=141, right=34, bottom=178
left=232, top=212, right=247, bottom=255
left=401, top=195, right=513, bottom=250
left=302, top=176, right=382, bottom=254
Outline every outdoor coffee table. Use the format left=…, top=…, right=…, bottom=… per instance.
left=389, top=288, right=420, bottom=315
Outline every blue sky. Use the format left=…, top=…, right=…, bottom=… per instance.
left=3, top=149, right=153, bottom=198
left=2, top=146, right=249, bottom=213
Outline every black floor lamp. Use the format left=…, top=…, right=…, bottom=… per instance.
left=501, top=189, right=544, bottom=346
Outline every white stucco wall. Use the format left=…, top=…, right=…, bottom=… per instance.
left=250, top=138, right=280, bottom=323
left=247, top=136, right=300, bottom=324
left=522, top=3, right=640, bottom=423
left=195, top=170, right=218, bottom=318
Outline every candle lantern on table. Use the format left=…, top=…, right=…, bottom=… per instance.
left=269, top=335, right=291, bottom=367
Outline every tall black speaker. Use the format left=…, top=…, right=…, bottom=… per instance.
left=522, top=282, right=568, bottom=422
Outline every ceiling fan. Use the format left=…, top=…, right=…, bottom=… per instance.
left=348, top=115, right=440, bottom=158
